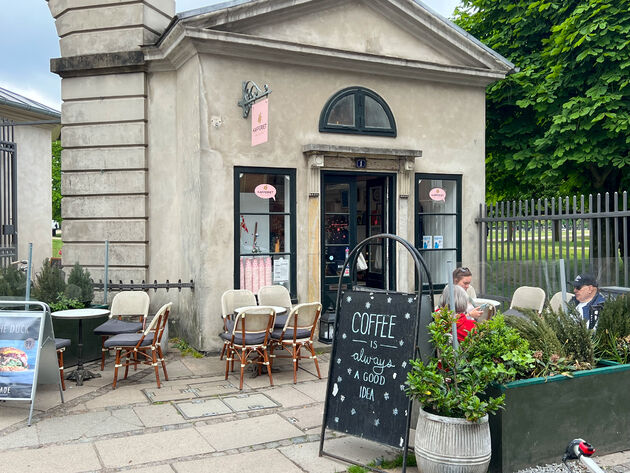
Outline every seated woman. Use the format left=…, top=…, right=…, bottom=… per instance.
left=438, top=285, right=479, bottom=341
left=452, top=267, right=484, bottom=320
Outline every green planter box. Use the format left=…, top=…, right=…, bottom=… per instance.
left=488, top=361, right=630, bottom=472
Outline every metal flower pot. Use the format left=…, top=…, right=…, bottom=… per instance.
left=415, top=408, right=491, bottom=473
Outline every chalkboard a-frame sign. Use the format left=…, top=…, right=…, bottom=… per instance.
left=319, top=234, right=433, bottom=473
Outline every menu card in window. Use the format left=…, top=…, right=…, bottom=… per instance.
left=273, top=257, right=289, bottom=282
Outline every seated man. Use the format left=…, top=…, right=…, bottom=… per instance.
left=569, top=273, right=605, bottom=330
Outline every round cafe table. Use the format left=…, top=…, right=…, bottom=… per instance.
left=51, top=308, right=110, bottom=385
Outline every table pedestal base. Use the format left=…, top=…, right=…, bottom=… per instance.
left=66, top=368, right=101, bottom=386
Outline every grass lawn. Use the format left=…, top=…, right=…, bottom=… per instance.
left=52, top=237, right=63, bottom=258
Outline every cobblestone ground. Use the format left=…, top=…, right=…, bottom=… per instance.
left=1, top=344, right=629, bottom=473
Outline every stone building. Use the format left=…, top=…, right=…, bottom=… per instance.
left=0, top=88, right=60, bottom=269
left=48, top=0, right=514, bottom=351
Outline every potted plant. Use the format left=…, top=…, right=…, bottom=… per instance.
left=406, top=308, right=532, bottom=473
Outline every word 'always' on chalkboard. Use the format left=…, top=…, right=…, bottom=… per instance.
left=324, top=289, right=418, bottom=449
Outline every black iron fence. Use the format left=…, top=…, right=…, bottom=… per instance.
left=476, top=192, right=630, bottom=302
left=0, top=119, right=17, bottom=268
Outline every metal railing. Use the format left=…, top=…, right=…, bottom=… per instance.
left=0, top=119, right=17, bottom=268
left=477, top=192, right=630, bottom=301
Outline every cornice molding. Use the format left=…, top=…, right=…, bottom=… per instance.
left=145, top=28, right=508, bottom=86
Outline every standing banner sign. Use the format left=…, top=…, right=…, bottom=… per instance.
left=0, top=301, right=63, bottom=425
left=319, top=234, right=433, bottom=473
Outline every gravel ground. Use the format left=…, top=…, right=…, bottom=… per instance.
left=517, top=461, right=593, bottom=472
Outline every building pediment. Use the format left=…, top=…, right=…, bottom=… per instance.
left=147, top=0, right=514, bottom=85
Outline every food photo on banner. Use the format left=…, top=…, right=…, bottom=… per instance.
left=0, top=316, right=41, bottom=399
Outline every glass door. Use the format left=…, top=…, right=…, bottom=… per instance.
left=321, top=173, right=393, bottom=314
left=365, top=178, right=386, bottom=289
left=322, top=177, right=355, bottom=313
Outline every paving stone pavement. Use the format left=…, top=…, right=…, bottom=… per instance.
left=1, top=344, right=629, bottom=473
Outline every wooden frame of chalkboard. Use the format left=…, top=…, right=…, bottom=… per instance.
left=0, top=301, right=64, bottom=425
left=319, top=234, right=434, bottom=473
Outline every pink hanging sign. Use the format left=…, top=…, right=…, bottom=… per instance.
left=429, top=188, right=447, bottom=202
left=251, top=98, right=268, bottom=146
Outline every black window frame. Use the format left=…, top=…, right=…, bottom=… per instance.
left=414, top=173, right=462, bottom=291
left=319, top=87, right=397, bottom=137
left=233, top=166, right=297, bottom=300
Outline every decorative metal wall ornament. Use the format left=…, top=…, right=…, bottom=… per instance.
left=237, top=81, right=272, bottom=118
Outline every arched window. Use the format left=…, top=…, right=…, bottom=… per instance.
left=319, top=87, right=397, bottom=137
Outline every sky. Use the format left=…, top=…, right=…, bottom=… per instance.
left=0, top=0, right=460, bottom=111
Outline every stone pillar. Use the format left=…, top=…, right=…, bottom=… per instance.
left=397, top=155, right=418, bottom=293
left=306, top=154, right=325, bottom=303
left=48, top=0, right=174, bottom=284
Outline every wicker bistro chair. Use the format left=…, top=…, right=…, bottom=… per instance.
left=503, top=286, right=546, bottom=318
left=54, top=338, right=71, bottom=391
left=94, top=291, right=150, bottom=370
left=222, top=305, right=276, bottom=390
left=104, top=303, right=172, bottom=389
left=269, top=302, right=322, bottom=384
left=220, top=289, right=257, bottom=360
left=550, top=291, right=573, bottom=313
left=258, top=284, right=292, bottom=329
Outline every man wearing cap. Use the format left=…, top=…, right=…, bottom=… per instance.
left=569, top=273, right=605, bottom=330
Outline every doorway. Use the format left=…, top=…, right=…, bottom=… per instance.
left=321, top=172, right=395, bottom=313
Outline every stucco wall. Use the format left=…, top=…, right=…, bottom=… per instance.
left=14, top=126, right=53, bottom=269
left=147, top=53, right=485, bottom=351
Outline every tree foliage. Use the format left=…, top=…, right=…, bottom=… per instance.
left=454, top=0, right=630, bottom=200
left=52, top=140, right=62, bottom=223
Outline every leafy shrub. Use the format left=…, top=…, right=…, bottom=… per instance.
left=406, top=307, right=532, bottom=422
left=461, top=314, right=534, bottom=383
left=504, top=309, right=564, bottom=361
left=545, top=307, right=594, bottom=366
left=0, top=265, right=27, bottom=297
left=32, top=259, right=66, bottom=304
left=67, top=263, right=94, bottom=306
left=594, top=295, right=630, bottom=363
left=64, top=283, right=83, bottom=302
left=49, top=293, right=83, bottom=312
left=505, top=307, right=595, bottom=377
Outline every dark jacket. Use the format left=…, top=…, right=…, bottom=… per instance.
left=570, top=292, right=605, bottom=330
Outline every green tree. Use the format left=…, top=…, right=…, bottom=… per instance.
left=52, top=140, right=62, bottom=223
left=454, top=0, right=630, bottom=201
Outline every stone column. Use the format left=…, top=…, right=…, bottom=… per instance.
left=306, top=154, right=324, bottom=303
left=397, top=155, right=418, bottom=292
left=48, top=0, right=174, bottom=285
